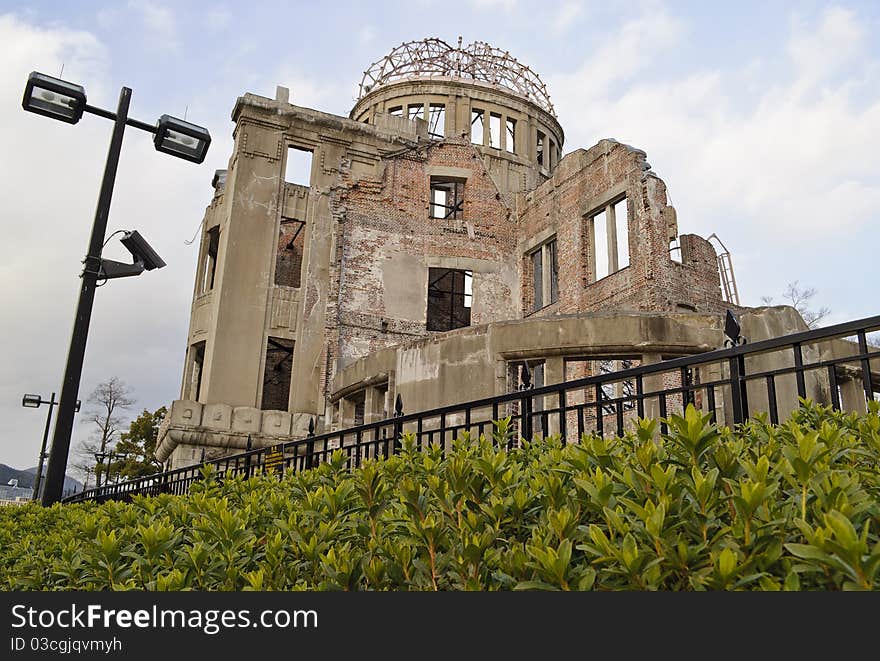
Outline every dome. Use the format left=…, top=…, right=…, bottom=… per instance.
left=358, top=37, right=555, bottom=116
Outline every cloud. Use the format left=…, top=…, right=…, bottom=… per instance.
left=358, top=25, right=376, bottom=45
left=207, top=8, right=232, bottom=31
left=470, top=0, right=518, bottom=10
left=551, top=1, right=586, bottom=34
left=128, top=0, right=178, bottom=51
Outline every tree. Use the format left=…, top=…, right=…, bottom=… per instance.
left=70, top=377, right=134, bottom=487
left=761, top=280, right=831, bottom=329
left=108, top=407, right=167, bottom=480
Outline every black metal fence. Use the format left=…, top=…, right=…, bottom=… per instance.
left=64, top=314, right=880, bottom=504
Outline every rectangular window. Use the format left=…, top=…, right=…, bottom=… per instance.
left=427, top=268, right=472, bottom=331
left=613, top=197, right=629, bottom=269
left=532, top=249, right=543, bottom=311
left=590, top=195, right=630, bottom=282
left=428, top=104, right=445, bottom=139
left=430, top=178, right=464, bottom=220
left=505, top=118, right=516, bottom=153
left=548, top=239, right=559, bottom=304
left=536, top=130, right=546, bottom=166
left=529, top=237, right=558, bottom=312
left=388, top=106, right=403, bottom=117
left=188, top=341, right=206, bottom=401
left=201, top=226, right=219, bottom=294
left=284, top=146, right=313, bottom=187
left=407, top=104, right=423, bottom=122
left=596, top=359, right=637, bottom=415
left=471, top=109, right=485, bottom=145
left=261, top=337, right=294, bottom=411
left=669, top=238, right=683, bottom=263
left=489, top=113, right=501, bottom=148
left=274, top=218, right=305, bottom=288
left=593, top=210, right=609, bottom=281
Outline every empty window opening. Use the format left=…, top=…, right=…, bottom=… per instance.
left=471, top=109, right=485, bottom=145
left=505, top=118, right=516, bottom=153
left=593, top=209, right=609, bottom=281
left=275, top=218, right=305, bottom=288
left=427, top=268, right=472, bottom=331
left=613, top=197, right=630, bottom=269
left=188, top=341, right=206, bottom=401
left=354, top=397, right=365, bottom=426
left=530, top=238, right=559, bottom=312
left=430, top=178, right=464, bottom=220
left=489, top=113, right=501, bottom=148
left=596, top=359, right=637, bottom=414
left=201, top=226, right=219, bottom=294
left=388, top=106, right=403, bottom=117
left=428, top=103, right=445, bottom=139
left=549, top=140, right=556, bottom=168
left=407, top=104, right=423, bottom=122
left=590, top=195, right=630, bottom=282
left=261, top=337, right=294, bottom=411
left=375, top=384, right=389, bottom=420
left=284, top=146, right=313, bottom=187
left=536, top=130, right=546, bottom=166
left=669, top=237, right=683, bottom=263
left=532, top=250, right=543, bottom=310
left=548, top=239, right=559, bottom=304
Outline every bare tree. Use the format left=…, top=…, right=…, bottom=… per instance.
left=761, top=280, right=831, bottom=329
left=71, top=377, right=135, bottom=487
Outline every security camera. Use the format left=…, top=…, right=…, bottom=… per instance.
left=120, top=230, right=166, bottom=271
left=99, top=229, right=166, bottom=280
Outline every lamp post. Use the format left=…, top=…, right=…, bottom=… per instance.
left=22, top=72, right=211, bottom=506
left=21, top=393, right=81, bottom=501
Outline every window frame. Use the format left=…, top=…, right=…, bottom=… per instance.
left=588, top=194, right=630, bottom=283
left=426, top=267, right=473, bottom=332
left=528, top=236, right=559, bottom=312
left=429, top=177, right=465, bottom=220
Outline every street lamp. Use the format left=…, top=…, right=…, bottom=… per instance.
left=21, top=393, right=80, bottom=501
left=22, top=71, right=211, bottom=506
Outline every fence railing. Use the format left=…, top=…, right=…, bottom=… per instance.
left=64, top=313, right=880, bottom=504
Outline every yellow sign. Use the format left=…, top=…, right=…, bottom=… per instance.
left=263, top=444, right=285, bottom=475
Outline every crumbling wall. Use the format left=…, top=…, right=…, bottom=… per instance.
left=517, top=139, right=724, bottom=318
left=327, top=137, right=519, bottom=372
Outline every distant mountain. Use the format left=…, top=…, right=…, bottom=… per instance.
left=0, top=464, right=83, bottom=493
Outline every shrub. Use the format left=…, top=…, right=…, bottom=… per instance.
left=1, top=401, right=879, bottom=590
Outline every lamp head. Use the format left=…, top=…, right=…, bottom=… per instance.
left=22, top=394, right=42, bottom=408
left=154, top=114, right=211, bottom=163
left=22, top=72, right=87, bottom=124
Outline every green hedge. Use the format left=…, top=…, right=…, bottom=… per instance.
left=2, top=402, right=879, bottom=590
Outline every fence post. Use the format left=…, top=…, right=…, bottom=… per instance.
left=306, top=417, right=315, bottom=469
left=392, top=394, right=404, bottom=455
left=728, top=355, right=746, bottom=425
left=520, top=362, right=533, bottom=446
left=245, top=435, right=252, bottom=478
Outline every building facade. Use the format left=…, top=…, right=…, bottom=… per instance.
left=156, top=39, right=815, bottom=468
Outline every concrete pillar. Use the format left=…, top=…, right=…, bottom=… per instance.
left=544, top=356, right=565, bottom=438
left=641, top=353, right=664, bottom=425
left=840, top=378, right=868, bottom=415
left=364, top=386, right=386, bottom=423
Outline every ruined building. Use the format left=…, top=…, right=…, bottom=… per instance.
left=155, top=39, right=817, bottom=468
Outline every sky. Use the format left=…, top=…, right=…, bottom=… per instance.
left=1, top=0, right=878, bottom=471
